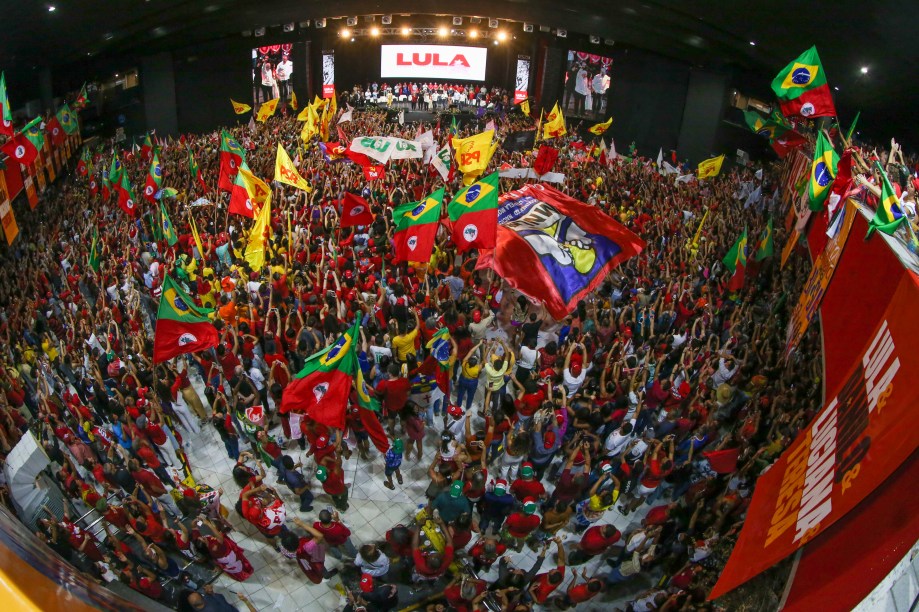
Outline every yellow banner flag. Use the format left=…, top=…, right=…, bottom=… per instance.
left=451, top=130, right=498, bottom=185
left=588, top=117, right=613, bottom=135
left=290, top=91, right=298, bottom=111
left=0, top=173, right=18, bottom=246
left=237, top=166, right=271, bottom=210
left=327, top=89, right=337, bottom=117
left=231, top=99, right=252, bottom=114
left=245, top=192, right=272, bottom=271
left=542, top=103, right=567, bottom=139
left=274, top=143, right=313, bottom=192
left=189, top=215, right=206, bottom=261
left=520, top=99, right=530, bottom=117
left=256, top=98, right=279, bottom=123
left=534, top=108, right=544, bottom=143
left=697, top=154, right=725, bottom=179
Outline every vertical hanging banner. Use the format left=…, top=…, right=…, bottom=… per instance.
left=709, top=271, right=919, bottom=600
left=33, top=163, right=46, bottom=193
left=514, top=55, right=531, bottom=103
left=321, top=50, right=335, bottom=98
left=783, top=201, right=857, bottom=357
left=24, top=176, right=38, bottom=209
left=0, top=172, right=18, bottom=245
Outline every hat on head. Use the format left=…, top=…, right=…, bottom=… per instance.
left=570, top=363, right=582, bottom=377
left=520, top=462, right=534, bottom=478
left=315, top=435, right=329, bottom=449
left=359, top=573, right=374, bottom=592
left=450, top=480, right=464, bottom=498
left=183, top=488, right=197, bottom=498
left=493, top=479, right=508, bottom=496
left=600, top=460, right=613, bottom=473
left=392, top=439, right=404, bottom=453
left=447, top=404, right=463, bottom=418
left=315, top=466, right=328, bottom=482
left=95, top=499, right=108, bottom=512
left=522, top=497, right=538, bottom=515
left=472, top=310, right=482, bottom=323
left=543, top=431, right=556, bottom=449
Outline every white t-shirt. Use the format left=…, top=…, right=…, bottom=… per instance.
left=369, top=345, right=392, bottom=364
left=563, top=365, right=587, bottom=395
left=604, top=421, right=635, bottom=456
left=518, top=346, right=538, bottom=370
left=276, top=60, right=293, bottom=81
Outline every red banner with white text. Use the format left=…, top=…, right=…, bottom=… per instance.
left=710, top=270, right=919, bottom=599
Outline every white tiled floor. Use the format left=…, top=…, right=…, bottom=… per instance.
left=180, top=371, right=654, bottom=611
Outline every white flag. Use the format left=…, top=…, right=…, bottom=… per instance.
left=609, top=139, right=618, bottom=161
left=431, top=144, right=452, bottom=181
left=675, top=174, right=695, bottom=184
left=656, top=148, right=664, bottom=173
left=349, top=136, right=394, bottom=164
left=337, top=105, right=354, bottom=124
left=388, top=137, right=422, bottom=160
left=398, top=110, right=405, bottom=125
left=414, top=129, right=435, bottom=150
left=662, top=161, right=680, bottom=175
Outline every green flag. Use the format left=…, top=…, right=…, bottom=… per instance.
left=867, top=162, right=907, bottom=238
left=22, top=116, right=45, bottom=151
left=722, top=228, right=748, bottom=274
left=160, top=201, right=178, bottom=246
left=807, top=132, right=839, bottom=211
left=0, top=72, right=12, bottom=135
left=845, top=111, right=860, bottom=143
left=754, top=217, right=774, bottom=261
left=88, top=229, right=101, bottom=272
left=56, top=103, right=78, bottom=135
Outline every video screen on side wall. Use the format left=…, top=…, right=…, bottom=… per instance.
left=252, top=44, right=297, bottom=108
left=562, top=50, right=613, bottom=117
left=380, top=45, right=488, bottom=81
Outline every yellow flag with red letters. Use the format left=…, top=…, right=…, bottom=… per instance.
left=231, top=99, right=252, bottom=114
left=256, top=98, right=279, bottom=123
left=274, top=143, right=313, bottom=192
left=451, top=130, right=498, bottom=185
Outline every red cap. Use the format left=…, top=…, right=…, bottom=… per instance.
left=571, top=363, right=582, bottom=376
left=360, top=573, right=374, bottom=592
left=315, top=435, right=329, bottom=448
left=543, top=431, right=556, bottom=449
left=447, top=404, right=463, bottom=417
left=183, top=488, right=197, bottom=498
left=472, top=310, right=482, bottom=323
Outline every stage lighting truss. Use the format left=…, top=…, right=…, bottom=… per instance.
left=341, top=26, right=503, bottom=41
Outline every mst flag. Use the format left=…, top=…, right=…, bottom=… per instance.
left=115, top=171, right=139, bottom=217
left=354, top=363, right=390, bottom=453
left=807, top=132, right=839, bottom=211
left=771, top=46, right=836, bottom=119
left=231, top=99, right=252, bottom=114
left=452, top=130, right=497, bottom=185
left=479, top=183, right=645, bottom=319
left=45, top=116, right=65, bottom=146
left=722, top=228, right=748, bottom=292
left=273, top=143, right=312, bottom=192
left=153, top=275, right=219, bottom=363
left=0, top=72, right=12, bottom=136
left=754, top=218, right=774, bottom=261
left=393, top=188, right=444, bottom=263
left=588, top=117, right=613, bottom=135
left=279, top=319, right=359, bottom=430
left=1, top=116, right=44, bottom=166
left=447, top=171, right=498, bottom=252
left=340, top=192, right=374, bottom=227
left=255, top=98, right=279, bottom=122
left=867, top=162, right=906, bottom=237
left=144, top=150, right=163, bottom=202
left=697, top=154, right=725, bottom=179
left=218, top=130, right=245, bottom=191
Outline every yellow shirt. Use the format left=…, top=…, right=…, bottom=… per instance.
left=461, top=362, right=482, bottom=380
left=392, top=328, right=419, bottom=361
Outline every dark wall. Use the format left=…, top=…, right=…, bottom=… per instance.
left=172, top=38, right=251, bottom=135
left=676, top=69, right=729, bottom=165
left=141, top=53, right=179, bottom=137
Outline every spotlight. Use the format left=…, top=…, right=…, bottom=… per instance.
left=556, top=29, right=567, bottom=38
left=860, top=66, right=868, bottom=74
left=382, top=15, right=392, bottom=25
left=468, top=29, right=478, bottom=39
left=370, top=26, right=380, bottom=36
left=48, top=5, right=56, bottom=11
left=438, top=26, right=448, bottom=37
left=589, top=35, right=600, bottom=44
left=489, top=18, right=499, bottom=28
left=315, top=18, right=326, bottom=28
left=341, top=28, right=350, bottom=38
left=401, top=26, right=411, bottom=35
left=523, top=23, right=534, bottom=33
left=283, top=23, right=295, bottom=32
left=493, top=40, right=498, bottom=45
left=470, top=17, right=482, bottom=24
left=254, top=27, right=265, bottom=37
left=346, top=17, right=357, bottom=26
left=749, top=41, right=756, bottom=46
left=497, top=31, right=507, bottom=41
left=453, top=17, right=463, bottom=26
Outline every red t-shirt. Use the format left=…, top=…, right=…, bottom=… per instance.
left=321, top=466, right=346, bottom=495
left=567, top=582, right=599, bottom=604
left=375, top=377, right=411, bottom=414
left=413, top=545, right=454, bottom=578
left=580, top=526, right=621, bottom=556
left=505, top=512, right=540, bottom=538
left=531, top=568, right=565, bottom=603
left=131, top=468, right=167, bottom=496
left=510, top=478, right=545, bottom=502
left=313, top=521, right=351, bottom=546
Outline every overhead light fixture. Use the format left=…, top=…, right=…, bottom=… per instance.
left=523, top=23, right=533, bottom=33
left=254, top=27, right=265, bottom=37
left=299, top=20, right=311, bottom=28
left=382, top=15, right=392, bottom=25
left=401, top=26, right=411, bottom=35
left=283, top=23, right=295, bottom=32
left=540, top=25, right=550, bottom=32
left=604, top=38, right=615, bottom=46
left=48, top=5, right=56, bottom=12
left=749, top=41, right=756, bottom=46
left=497, top=31, right=507, bottom=41
left=341, top=28, right=350, bottom=38
left=556, top=29, right=567, bottom=38
left=438, top=26, right=448, bottom=37
left=468, top=29, right=478, bottom=38
left=315, top=18, right=326, bottom=28
left=346, top=17, right=358, bottom=26
left=470, top=17, right=482, bottom=24
left=860, top=66, right=868, bottom=74
left=452, top=17, right=463, bottom=26
left=589, top=35, right=600, bottom=44
left=370, top=26, right=380, bottom=36
left=489, top=18, right=499, bottom=28
left=834, top=86, right=839, bottom=91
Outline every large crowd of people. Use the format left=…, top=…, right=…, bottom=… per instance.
left=0, top=82, right=913, bottom=612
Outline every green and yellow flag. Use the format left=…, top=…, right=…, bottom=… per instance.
left=754, top=217, right=774, bottom=261
left=867, top=162, right=907, bottom=238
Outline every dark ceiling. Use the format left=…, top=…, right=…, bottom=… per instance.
left=1, top=0, right=916, bottom=141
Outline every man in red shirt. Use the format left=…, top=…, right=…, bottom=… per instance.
left=128, top=459, right=181, bottom=517
left=469, top=534, right=506, bottom=572
left=375, top=364, right=411, bottom=433
left=313, top=508, right=358, bottom=559
left=240, top=482, right=287, bottom=538
left=503, top=497, right=541, bottom=551
left=527, top=537, right=567, bottom=604
left=570, top=524, right=621, bottom=565
left=557, top=568, right=604, bottom=607
left=510, top=462, right=546, bottom=502
left=411, top=517, right=454, bottom=583
left=315, top=464, right=349, bottom=511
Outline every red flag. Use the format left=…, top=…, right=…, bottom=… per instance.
left=1, top=133, right=39, bottom=167
left=45, top=117, right=65, bottom=146
left=826, top=149, right=853, bottom=218
left=533, top=145, right=559, bottom=176
left=89, top=177, right=99, bottom=198
left=358, top=405, right=390, bottom=453
left=770, top=131, right=807, bottom=158
left=337, top=124, right=348, bottom=144
left=363, top=164, right=385, bottom=181
left=340, top=192, right=374, bottom=227
left=478, top=184, right=645, bottom=319
left=77, top=158, right=88, bottom=176
left=346, top=149, right=373, bottom=167
left=703, top=447, right=740, bottom=474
